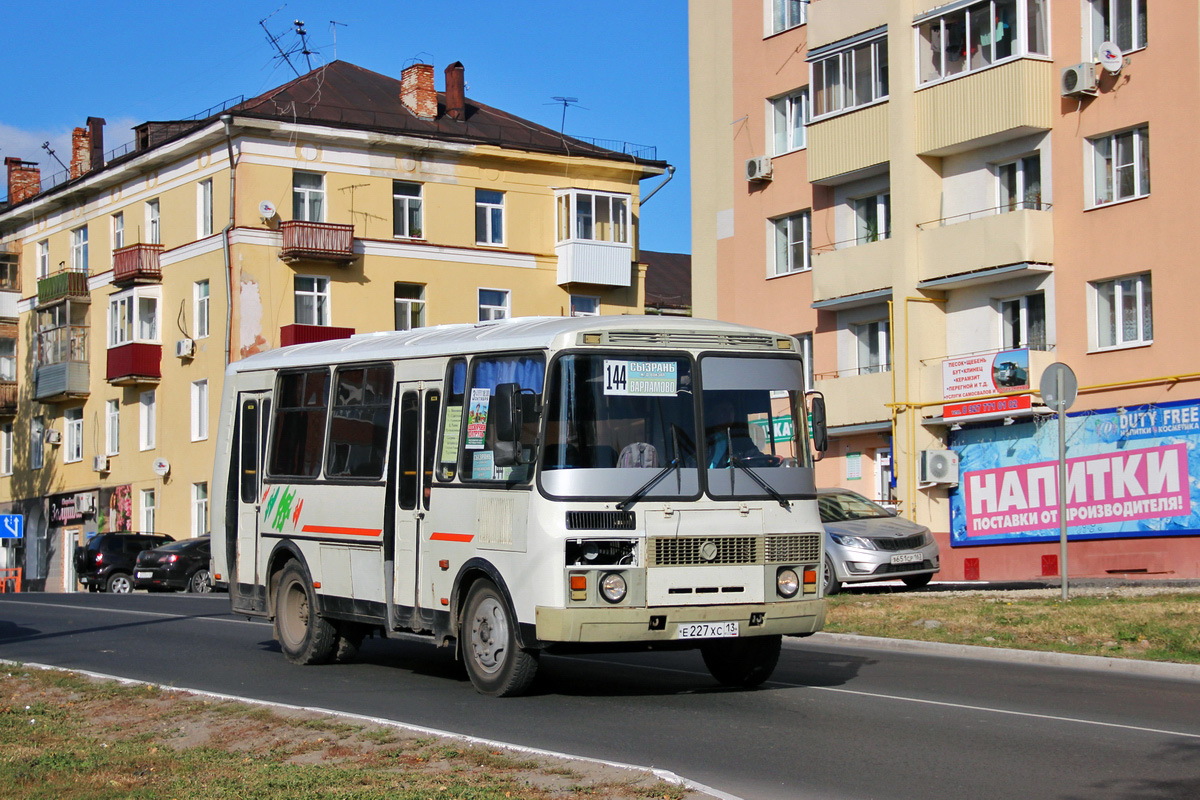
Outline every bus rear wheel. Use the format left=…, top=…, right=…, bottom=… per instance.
left=701, top=634, right=782, bottom=688
left=461, top=579, right=538, bottom=697
left=274, top=562, right=337, bottom=665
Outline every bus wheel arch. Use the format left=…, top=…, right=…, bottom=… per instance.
left=265, top=540, right=309, bottom=616
left=273, top=558, right=338, bottom=665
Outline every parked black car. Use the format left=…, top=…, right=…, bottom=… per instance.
left=133, top=536, right=215, bottom=593
left=74, top=532, right=176, bottom=593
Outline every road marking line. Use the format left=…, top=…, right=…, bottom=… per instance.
left=0, top=599, right=269, bottom=626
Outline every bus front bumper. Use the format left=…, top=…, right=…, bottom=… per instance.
left=535, top=598, right=826, bottom=644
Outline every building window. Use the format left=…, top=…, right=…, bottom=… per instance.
left=140, top=390, right=156, bottom=450
left=0, top=423, right=11, bottom=476
left=771, top=0, right=806, bottom=34
left=191, top=379, right=209, bottom=441
left=475, top=190, right=504, bottom=245
left=394, top=283, right=425, bottom=331
left=0, top=338, right=14, bottom=381
left=1001, top=293, right=1046, bottom=350
left=570, top=295, right=600, bottom=317
left=1091, top=126, right=1150, bottom=206
left=194, top=280, right=210, bottom=339
left=393, top=181, right=423, bottom=238
left=192, top=482, right=209, bottom=539
left=31, top=417, right=44, bottom=470
left=796, top=332, right=814, bottom=392
left=0, top=253, right=15, bottom=291
left=37, top=240, right=49, bottom=279
left=854, top=320, right=890, bottom=374
left=294, top=276, right=330, bottom=326
left=997, top=154, right=1043, bottom=211
left=141, top=488, right=156, bottom=533
left=70, top=226, right=89, bottom=272
left=917, top=0, right=1049, bottom=85
left=556, top=191, right=630, bottom=244
left=146, top=199, right=160, bottom=245
left=1094, top=273, right=1152, bottom=349
left=64, top=408, right=83, bottom=463
left=478, top=288, right=510, bottom=321
left=772, top=211, right=811, bottom=275
left=106, top=399, right=120, bottom=456
left=293, top=171, right=325, bottom=222
left=112, top=212, right=124, bottom=251
left=108, top=288, right=160, bottom=347
left=854, top=192, right=891, bottom=244
left=1089, top=0, right=1147, bottom=56
left=198, top=179, right=214, bottom=237
left=771, top=88, right=809, bottom=155
left=811, top=34, right=888, bottom=118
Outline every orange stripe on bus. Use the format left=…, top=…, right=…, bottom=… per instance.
left=301, top=525, right=382, bottom=537
left=430, top=532, right=475, bottom=543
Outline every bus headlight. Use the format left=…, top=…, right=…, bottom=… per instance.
left=776, top=568, right=800, bottom=598
left=599, top=572, right=628, bottom=603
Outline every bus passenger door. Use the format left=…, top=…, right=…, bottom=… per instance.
left=233, top=391, right=270, bottom=613
left=393, top=383, right=440, bottom=630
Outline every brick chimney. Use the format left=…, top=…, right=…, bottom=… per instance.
left=69, top=127, right=91, bottom=179
left=400, top=63, right=437, bottom=120
left=444, top=62, right=465, bottom=121
left=5, top=157, right=41, bottom=204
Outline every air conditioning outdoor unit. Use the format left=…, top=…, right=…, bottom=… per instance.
left=43, top=429, right=62, bottom=445
left=176, top=338, right=195, bottom=359
left=1061, top=63, right=1098, bottom=97
left=93, top=455, right=110, bottom=473
left=919, top=449, right=960, bottom=486
left=745, top=156, right=774, bottom=182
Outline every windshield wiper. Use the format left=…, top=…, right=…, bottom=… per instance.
left=617, top=457, right=682, bottom=512
left=729, top=455, right=792, bottom=510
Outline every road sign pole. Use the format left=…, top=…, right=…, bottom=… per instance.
left=1057, top=368, right=1068, bottom=602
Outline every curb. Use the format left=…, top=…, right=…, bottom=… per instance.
left=802, top=632, right=1200, bottom=682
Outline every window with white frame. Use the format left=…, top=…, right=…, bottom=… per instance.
left=64, top=407, right=83, bottom=463
left=293, top=172, right=325, bottom=222
left=0, top=337, right=14, bottom=381
left=192, top=482, right=209, bottom=538
left=294, top=276, right=330, bottom=326
left=854, top=319, right=890, bottom=374
left=1091, top=126, right=1149, bottom=206
left=478, top=288, right=510, bottom=321
left=772, top=211, right=811, bottom=275
left=796, top=332, right=814, bottom=391
left=108, top=287, right=160, bottom=348
left=192, top=379, right=208, bottom=441
left=112, top=212, right=124, bottom=251
left=770, top=0, right=806, bottom=34
left=1089, top=0, right=1146, bottom=57
left=1094, top=273, right=1152, bottom=349
left=811, top=33, right=888, bottom=118
left=140, top=390, right=156, bottom=450
left=556, top=191, right=630, bottom=244
left=70, top=226, right=89, bottom=272
left=37, top=240, right=49, bottom=279
left=771, top=88, right=809, bottom=155
left=31, top=417, right=44, bottom=470
left=146, top=199, right=160, bottom=245
left=997, top=154, right=1043, bottom=211
left=141, top=488, right=156, bottom=533
left=917, top=0, right=1048, bottom=85
left=475, top=190, right=504, bottom=245
left=854, top=192, right=891, bottom=244
left=393, top=181, right=423, bottom=238
left=570, top=295, right=600, bottom=316
left=1000, top=292, right=1046, bottom=350
left=106, top=399, right=120, bottom=456
left=394, top=283, right=425, bottom=331
left=198, top=179, right=214, bottom=237
left=194, top=280, right=210, bottom=339
left=0, top=423, right=11, bottom=476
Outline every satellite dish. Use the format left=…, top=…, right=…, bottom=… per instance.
left=1097, top=41, right=1123, bottom=73
left=258, top=200, right=277, bottom=219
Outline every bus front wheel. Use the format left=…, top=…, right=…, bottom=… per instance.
left=461, top=579, right=538, bottom=697
left=274, top=562, right=338, bottom=665
left=700, top=634, right=782, bottom=688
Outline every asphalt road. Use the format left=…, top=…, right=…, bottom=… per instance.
left=2, top=592, right=1198, bottom=800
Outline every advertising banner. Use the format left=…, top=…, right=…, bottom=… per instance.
left=948, top=399, right=1200, bottom=546
left=942, top=349, right=1030, bottom=419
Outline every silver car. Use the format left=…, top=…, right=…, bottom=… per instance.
left=819, top=488, right=940, bottom=594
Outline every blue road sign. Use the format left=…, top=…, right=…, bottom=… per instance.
left=0, top=514, right=23, bottom=539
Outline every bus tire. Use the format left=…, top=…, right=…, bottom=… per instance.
left=274, top=562, right=337, bottom=665
left=334, top=622, right=367, bottom=663
left=461, top=579, right=538, bottom=697
left=700, top=634, right=782, bottom=688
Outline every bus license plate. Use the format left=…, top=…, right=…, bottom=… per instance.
left=676, top=622, right=739, bottom=639
left=891, top=553, right=923, bottom=565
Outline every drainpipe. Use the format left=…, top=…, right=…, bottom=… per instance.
left=638, top=164, right=675, bottom=206
left=220, top=116, right=237, bottom=368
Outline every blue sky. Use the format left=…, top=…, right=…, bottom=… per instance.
left=0, top=0, right=691, bottom=254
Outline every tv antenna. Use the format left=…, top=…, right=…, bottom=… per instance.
left=259, top=6, right=300, bottom=77
left=41, top=141, right=68, bottom=171
left=294, top=20, right=314, bottom=72
left=547, top=96, right=586, bottom=134
left=330, top=20, right=348, bottom=59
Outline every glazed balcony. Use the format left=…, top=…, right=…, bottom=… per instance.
left=556, top=240, right=633, bottom=287
left=106, top=342, right=162, bottom=385
left=280, top=324, right=355, bottom=347
left=37, top=267, right=89, bottom=306
left=279, top=221, right=356, bottom=264
left=112, top=243, right=163, bottom=286
left=807, top=103, right=889, bottom=184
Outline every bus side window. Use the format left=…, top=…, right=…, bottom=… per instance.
left=239, top=399, right=259, bottom=503
left=268, top=369, right=331, bottom=478
left=326, top=363, right=393, bottom=480
left=398, top=391, right=419, bottom=510
left=437, top=358, right=466, bottom=481
left=423, top=390, right=440, bottom=510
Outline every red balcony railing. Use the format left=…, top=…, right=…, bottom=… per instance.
left=280, top=221, right=356, bottom=263
left=280, top=324, right=355, bottom=347
left=106, top=342, right=162, bottom=385
left=112, top=243, right=163, bottom=285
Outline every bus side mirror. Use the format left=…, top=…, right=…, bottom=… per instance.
left=809, top=393, right=828, bottom=453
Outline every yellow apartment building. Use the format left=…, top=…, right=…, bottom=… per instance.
left=691, top=0, right=1200, bottom=581
left=0, top=60, right=666, bottom=591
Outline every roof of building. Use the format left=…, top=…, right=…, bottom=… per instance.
left=641, top=249, right=692, bottom=311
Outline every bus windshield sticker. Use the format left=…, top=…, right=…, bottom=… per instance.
left=441, top=405, right=463, bottom=456
left=466, top=388, right=490, bottom=449
left=472, top=450, right=495, bottom=480
left=603, top=360, right=677, bottom=396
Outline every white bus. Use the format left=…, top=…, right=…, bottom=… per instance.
left=211, top=316, right=829, bottom=696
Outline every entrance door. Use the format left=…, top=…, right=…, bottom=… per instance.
left=874, top=447, right=894, bottom=509
left=233, top=391, right=270, bottom=612
left=393, top=382, right=441, bottom=630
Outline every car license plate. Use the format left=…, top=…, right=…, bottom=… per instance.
left=676, top=622, right=739, bottom=639
left=891, top=553, right=923, bottom=565
left=136, top=571, right=153, bottom=579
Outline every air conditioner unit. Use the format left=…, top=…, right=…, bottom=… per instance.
left=43, top=429, right=62, bottom=445
left=176, top=338, right=195, bottom=359
left=1061, top=63, right=1098, bottom=97
left=745, top=156, right=774, bottom=182
left=919, top=449, right=960, bottom=486
left=93, top=455, right=110, bottom=473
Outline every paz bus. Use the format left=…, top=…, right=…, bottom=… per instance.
left=210, top=316, right=829, bottom=696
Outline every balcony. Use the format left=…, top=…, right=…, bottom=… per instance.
left=814, top=369, right=893, bottom=429
left=812, top=236, right=898, bottom=305
left=280, top=324, right=355, bottom=347
left=807, top=103, right=888, bottom=184
left=106, top=343, right=162, bottom=385
left=556, top=240, right=633, bottom=287
left=0, top=381, right=16, bottom=416
left=279, top=221, right=356, bottom=264
left=35, top=324, right=89, bottom=402
left=112, top=243, right=163, bottom=286
left=37, top=268, right=89, bottom=306
left=917, top=206, right=1053, bottom=287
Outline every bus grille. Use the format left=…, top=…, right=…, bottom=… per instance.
left=765, top=533, right=822, bottom=563
left=600, top=331, right=780, bottom=350
left=566, top=511, right=637, bottom=531
left=650, top=536, right=759, bottom=566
